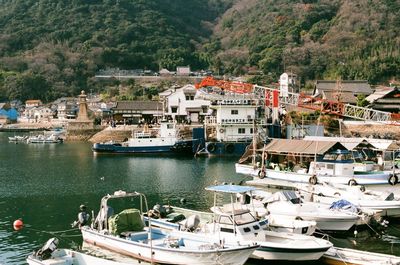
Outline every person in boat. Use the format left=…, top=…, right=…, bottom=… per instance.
left=72, top=204, right=90, bottom=228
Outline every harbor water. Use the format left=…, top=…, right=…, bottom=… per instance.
left=1, top=132, right=400, bottom=264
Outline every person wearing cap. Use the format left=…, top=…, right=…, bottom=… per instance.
left=72, top=204, right=90, bottom=228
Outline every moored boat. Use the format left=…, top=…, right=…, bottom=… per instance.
left=298, top=182, right=400, bottom=218
left=8, top=135, right=27, bottom=142
left=92, top=121, right=195, bottom=155
left=321, top=246, right=400, bottom=265
left=145, top=185, right=333, bottom=261
left=81, top=190, right=258, bottom=265
left=27, top=238, right=136, bottom=265
left=236, top=138, right=400, bottom=193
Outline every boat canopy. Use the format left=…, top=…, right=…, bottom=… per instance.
left=304, top=136, right=400, bottom=151
left=260, top=139, right=347, bottom=156
left=205, top=185, right=256, bottom=194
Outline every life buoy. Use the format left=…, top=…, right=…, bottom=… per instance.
left=295, top=216, right=303, bottom=221
left=359, top=185, right=366, bottom=192
left=388, top=174, right=398, bottom=186
left=225, top=143, right=235, bottom=153
left=333, top=192, right=341, bottom=196
left=207, top=143, right=216, bottom=153
left=348, top=179, right=357, bottom=186
left=219, top=128, right=225, bottom=133
left=309, top=176, right=317, bottom=185
left=258, top=170, right=266, bottom=179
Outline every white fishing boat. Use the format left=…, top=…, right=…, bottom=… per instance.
left=145, top=185, right=333, bottom=261
left=321, top=246, right=400, bottom=265
left=266, top=214, right=317, bottom=235
left=27, top=238, right=136, bottom=265
left=27, top=133, right=63, bottom=144
left=252, top=190, right=361, bottom=232
left=81, top=190, right=258, bottom=265
left=236, top=139, right=400, bottom=193
left=8, top=135, right=27, bottom=142
left=298, top=182, right=400, bottom=218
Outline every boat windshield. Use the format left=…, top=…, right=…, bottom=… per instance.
left=233, top=212, right=257, bottom=225
left=322, top=152, right=353, bottom=162
left=352, top=151, right=364, bottom=163
left=218, top=211, right=257, bottom=226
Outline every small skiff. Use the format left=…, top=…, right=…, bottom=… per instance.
left=322, top=246, right=400, bottom=265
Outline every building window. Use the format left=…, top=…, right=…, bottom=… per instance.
left=238, top=128, right=245, bottom=134
left=185, top=95, right=195, bottom=101
left=171, top=107, right=178, bottom=113
left=231, top=110, right=238, bottom=115
left=250, top=128, right=253, bottom=134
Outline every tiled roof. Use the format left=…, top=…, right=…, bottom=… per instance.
left=315, top=80, right=372, bottom=94
left=113, top=101, right=162, bottom=111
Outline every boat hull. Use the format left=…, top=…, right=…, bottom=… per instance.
left=321, top=246, right=400, bottom=265
left=201, top=141, right=250, bottom=157
left=92, top=139, right=194, bottom=155
left=27, top=248, right=135, bottom=265
left=81, top=227, right=256, bottom=265
left=236, top=163, right=400, bottom=193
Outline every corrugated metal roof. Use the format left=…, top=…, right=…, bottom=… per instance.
left=304, top=136, right=370, bottom=150
left=263, top=139, right=346, bottom=155
left=366, top=87, right=397, bottom=103
left=315, top=80, right=372, bottom=94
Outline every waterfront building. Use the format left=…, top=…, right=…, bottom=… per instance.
left=159, top=84, right=210, bottom=123
left=111, top=101, right=163, bottom=124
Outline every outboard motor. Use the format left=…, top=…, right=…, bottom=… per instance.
left=153, top=204, right=167, bottom=218
left=181, top=214, right=200, bottom=232
left=35, top=237, right=59, bottom=260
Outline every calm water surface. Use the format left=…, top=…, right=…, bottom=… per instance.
left=1, top=132, right=400, bottom=264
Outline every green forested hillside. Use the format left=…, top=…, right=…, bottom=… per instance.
left=206, top=0, right=400, bottom=84
left=0, top=0, right=232, bottom=102
left=1, top=0, right=400, bottom=103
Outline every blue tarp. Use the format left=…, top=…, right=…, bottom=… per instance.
left=205, top=185, right=256, bottom=194
left=329, top=199, right=358, bottom=213
left=0, top=108, right=19, bottom=120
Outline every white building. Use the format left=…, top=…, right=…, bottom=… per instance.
left=176, top=66, right=190, bottom=76
left=24, top=106, right=53, bottom=122
left=159, top=85, right=210, bottom=123
left=206, top=99, right=256, bottom=142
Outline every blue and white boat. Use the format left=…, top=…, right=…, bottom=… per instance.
left=92, top=121, right=194, bottom=155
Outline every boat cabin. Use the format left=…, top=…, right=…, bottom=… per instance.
left=309, top=149, right=354, bottom=177
left=206, top=185, right=268, bottom=240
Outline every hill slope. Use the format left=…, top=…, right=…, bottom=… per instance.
left=1, top=0, right=400, bottom=103
left=0, top=0, right=232, bottom=101
left=205, top=0, right=400, bottom=84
